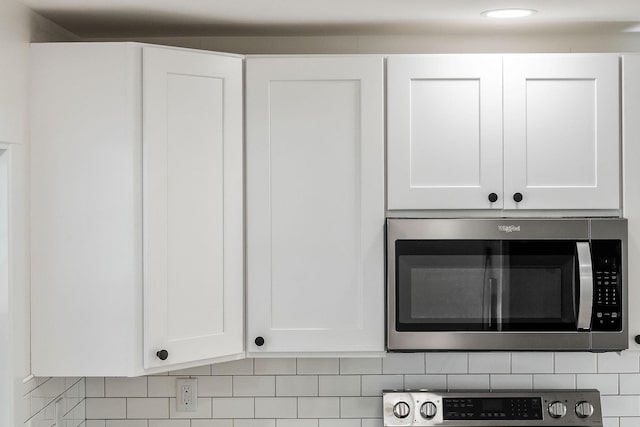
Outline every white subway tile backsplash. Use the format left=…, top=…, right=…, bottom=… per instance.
left=599, top=353, right=640, bottom=373
left=601, top=396, right=640, bottom=417
left=577, top=374, right=619, bottom=395
left=490, top=375, right=532, bottom=390
left=319, top=376, right=360, bottom=396
left=554, top=353, right=597, bottom=373
left=425, top=353, right=467, bottom=374
left=148, top=420, right=190, bottom=427
left=169, top=366, right=211, bottom=376
left=212, top=398, right=255, bottom=419
left=86, top=398, right=127, bottom=419
left=532, top=374, right=575, bottom=389
left=105, top=422, right=147, bottom=427
left=620, top=418, right=640, bottom=427
left=276, top=376, right=319, bottom=396
left=382, top=354, right=425, bottom=375
left=340, top=397, right=382, bottom=418
left=319, top=420, right=361, bottom=427
left=191, top=420, right=232, bottom=427
left=403, top=375, right=447, bottom=390
left=105, top=378, right=147, bottom=398
left=297, top=359, right=340, bottom=375
left=447, top=375, right=490, bottom=391
left=620, top=374, right=640, bottom=394
left=211, top=359, right=254, bottom=376
left=276, top=420, right=318, bottom=427
left=147, top=377, right=177, bottom=398
left=127, top=398, right=169, bottom=419
left=511, top=353, right=554, bottom=374
left=234, top=420, right=276, bottom=427
left=298, top=397, right=340, bottom=418
left=361, top=375, right=403, bottom=396
left=255, top=397, right=298, bottom=418
left=86, top=378, right=105, bottom=399
left=339, top=358, right=382, bottom=375
left=168, top=398, right=213, bottom=419
left=198, top=376, right=233, bottom=397
left=73, top=351, right=640, bottom=427
left=255, top=359, right=297, bottom=375
left=469, top=353, right=510, bottom=374
left=233, top=376, right=275, bottom=396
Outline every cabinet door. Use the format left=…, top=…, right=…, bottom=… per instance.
left=143, top=47, right=243, bottom=369
left=503, top=54, right=620, bottom=210
left=246, top=56, right=384, bottom=354
left=387, top=55, right=503, bottom=210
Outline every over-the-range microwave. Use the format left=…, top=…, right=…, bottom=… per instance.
left=387, top=218, right=628, bottom=352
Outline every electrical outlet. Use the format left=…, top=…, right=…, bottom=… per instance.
left=176, top=378, right=198, bottom=412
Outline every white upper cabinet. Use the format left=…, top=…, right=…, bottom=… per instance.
left=30, top=43, right=243, bottom=376
left=246, top=56, right=385, bottom=355
left=503, top=54, right=620, bottom=210
left=387, top=55, right=504, bottom=210
left=142, top=47, right=244, bottom=370
left=388, top=54, right=620, bottom=211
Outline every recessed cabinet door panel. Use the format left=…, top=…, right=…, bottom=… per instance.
left=387, top=55, right=503, bottom=210
left=246, top=57, right=384, bottom=354
left=503, top=54, right=620, bottom=210
left=143, top=47, right=243, bottom=369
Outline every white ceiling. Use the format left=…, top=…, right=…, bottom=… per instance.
left=19, top=0, right=640, bottom=37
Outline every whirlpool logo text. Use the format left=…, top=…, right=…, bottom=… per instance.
left=498, top=225, right=521, bottom=233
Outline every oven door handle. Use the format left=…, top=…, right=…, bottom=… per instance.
left=576, top=241, right=594, bottom=330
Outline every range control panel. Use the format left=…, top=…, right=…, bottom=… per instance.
left=383, top=390, right=602, bottom=427
left=442, top=397, right=542, bottom=420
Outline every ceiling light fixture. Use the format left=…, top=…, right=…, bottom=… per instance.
left=481, top=8, right=537, bottom=18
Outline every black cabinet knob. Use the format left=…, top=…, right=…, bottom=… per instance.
left=255, top=336, right=265, bottom=347
left=635, top=335, right=640, bottom=345
left=156, top=349, right=169, bottom=360
left=488, top=193, right=498, bottom=203
left=513, top=192, right=523, bottom=203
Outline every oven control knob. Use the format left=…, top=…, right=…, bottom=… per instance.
left=393, top=402, right=411, bottom=419
left=576, top=401, right=594, bottom=418
left=548, top=401, right=567, bottom=418
left=420, top=401, right=437, bottom=419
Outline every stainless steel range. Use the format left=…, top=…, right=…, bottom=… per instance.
left=383, top=390, right=602, bottom=426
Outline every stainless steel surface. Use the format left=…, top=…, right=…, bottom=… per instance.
left=383, top=389, right=603, bottom=427
left=548, top=401, right=567, bottom=418
left=576, top=242, right=594, bottom=330
left=386, top=218, right=628, bottom=352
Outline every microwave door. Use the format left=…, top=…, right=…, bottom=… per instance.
left=576, top=242, right=594, bottom=330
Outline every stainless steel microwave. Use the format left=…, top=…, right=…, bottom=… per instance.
left=387, top=218, right=628, bottom=352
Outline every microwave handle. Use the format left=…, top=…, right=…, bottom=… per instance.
left=576, top=242, right=594, bottom=330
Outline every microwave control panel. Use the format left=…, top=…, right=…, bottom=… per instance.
left=591, top=241, right=622, bottom=332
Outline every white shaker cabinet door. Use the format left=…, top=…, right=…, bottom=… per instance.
left=143, top=47, right=244, bottom=369
left=246, top=56, right=385, bottom=355
left=387, top=55, right=504, bottom=210
left=503, top=54, right=620, bottom=210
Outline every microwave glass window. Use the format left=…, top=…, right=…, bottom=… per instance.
left=409, top=265, right=486, bottom=320
left=396, top=241, right=501, bottom=331
left=395, top=240, right=580, bottom=332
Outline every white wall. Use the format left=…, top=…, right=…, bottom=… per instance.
left=0, top=1, right=76, bottom=425
left=86, top=32, right=640, bottom=54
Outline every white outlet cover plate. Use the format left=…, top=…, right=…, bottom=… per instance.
left=176, top=378, right=198, bottom=412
